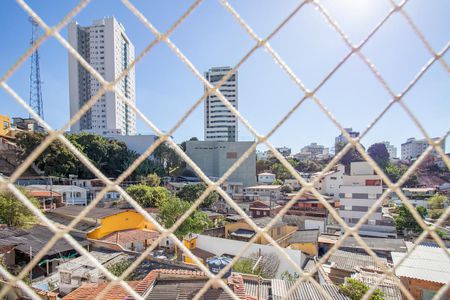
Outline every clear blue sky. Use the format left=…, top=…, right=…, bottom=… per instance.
left=1, top=0, right=449, bottom=154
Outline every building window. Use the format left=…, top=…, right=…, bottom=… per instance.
left=226, top=152, right=238, bottom=159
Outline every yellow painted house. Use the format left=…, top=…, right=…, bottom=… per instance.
left=0, top=115, right=12, bottom=136
left=224, top=216, right=297, bottom=247
left=287, top=229, right=319, bottom=256
left=47, top=206, right=156, bottom=239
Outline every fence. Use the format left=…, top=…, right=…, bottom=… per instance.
left=0, top=0, right=449, bottom=299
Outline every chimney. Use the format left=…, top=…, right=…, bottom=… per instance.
left=116, top=231, right=120, bottom=244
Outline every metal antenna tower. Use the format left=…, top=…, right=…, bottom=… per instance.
left=29, top=17, right=44, bottom=119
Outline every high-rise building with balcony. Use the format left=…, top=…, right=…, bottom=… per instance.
left=68, top=17, right=136, bottom=136
left=204, top=67, right=238, bottom=142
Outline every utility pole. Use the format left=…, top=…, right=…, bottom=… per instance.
left=29, top=17, right=44, bottom=119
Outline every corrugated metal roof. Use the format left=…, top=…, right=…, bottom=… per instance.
left=391, top=242, right=450, bottom=284
left=353, top=270, right=402, bottom=300
left=271, top=280, right=348, bottom=300
left=14, top=225, right=89, bottom=256
left=289, top=229, right=319, bottom=244
left=243, top=279, right=270, bottom=299
left=341, top=237, right=407, bottom=253
left=328, top=250, right=387, bottom=272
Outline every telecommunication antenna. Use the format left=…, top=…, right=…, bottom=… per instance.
left=29, top=17, right=44, bottom=119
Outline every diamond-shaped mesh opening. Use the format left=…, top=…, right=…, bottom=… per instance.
left=1, top=0, right=449, bottom=299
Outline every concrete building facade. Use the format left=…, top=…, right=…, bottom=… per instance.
left=185, top=140, right=256, bottom=186
left=338, top=162, right=384, bottom=228
left=381, top=141, right=397, bottom=159
left=335, top=128, right=360, bottom=148
left=68, top=17, right=136, bottom=136
left=401, top=137, right=445, bottom=160
left=204, top=67, right=238, bottom=142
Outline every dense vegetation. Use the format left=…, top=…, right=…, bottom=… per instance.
left=14, top=132, right=182, bottom=180
left=0, top=188, right=40, bottom=228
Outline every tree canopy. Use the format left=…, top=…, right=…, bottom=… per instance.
left=158, top=196, right=211, bottom=238
left=427, top=193, right=447, bottom=219
left=125, top=185, right=171, bottom=208
left=139, top=173, right=161, bottom=187
left=0, top=188, right=40, bottom=228
left=339, top=278, right=384, bottom=300
left=177, top=183, right=219, bottom=208
left=368, top=143, right=390, bottom=169
left=233, top=252, right=280, bottom=279
left=384, top=163, right=418, bottom=187
left=15, top=132, right=166, bottom=180
left=394, top=204, right=427, bottom=234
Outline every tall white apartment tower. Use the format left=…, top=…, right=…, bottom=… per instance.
left=204, top=67, right=238, bottom=142
left=68, top=17, right=136, bottom=136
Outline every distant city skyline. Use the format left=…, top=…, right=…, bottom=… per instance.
left=1, top=0, right=449, bottom=153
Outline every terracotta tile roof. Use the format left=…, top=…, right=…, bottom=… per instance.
left=99, top=229, right=159, bottom=246
left=63, top=281, right=140, bottom=300
left=28, top=190, right=62, bottom=198
left=64, top=269, right=252, bottom=300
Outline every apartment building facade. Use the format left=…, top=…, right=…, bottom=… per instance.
left=68, top=17, right=136, bottom=136
left=401, top=137, right=445, bottom=160
left=338, top=162, right=392, bottom=235
left=335, top=128, right=360, bottom=148
left=204, top=67, right=238, bottom=142
left=382, top=141, right=398, bottom=159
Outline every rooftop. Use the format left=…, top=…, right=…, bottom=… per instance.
left=328, top=250, right=388, bottom=272
left=51, top=206, right=130, bottom=220
left=63, top=269, right=251, bottom=300
left=391, top=242, right=450, bottom=284
left=289, top=229, right=320, bottom=244
left=251, top=216, right=286, bottom=229
left=190, top=247, right=215, bottom=261
left=353, top=269, right=402, bottom=300
left=12, top=225, right=89, bottom=256
left=271, top=280, right=348, bottom=300
left=99, top=229, right=160, bottom=247
left=45, top=211, right=99, bottom=232
left=245, top=185, right=281, bottom=190
left=340, top=237, right=407, bottom=253
left=27, top=190, right=62, bottom=198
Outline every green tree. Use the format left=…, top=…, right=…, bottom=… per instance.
left=158, top=196, right=211, bottom=238
left=16, top=132, right=79, bottom=177
left=0, top=188, right=40, bottom=228
left=394, top=204, right=427, bottom=234
left=339, top=278, right=384, bottom=300
left=368, top=143, right=390, bottom=169
left=256, top=160, right=271, bottom=174
left=295, top=160, right=323, bottom=173
left=177, top=183, right=219, bottom=208
left=281, top=270, right=299, bottom=282
left=272, top=179, right=283, bottom=185
left=270, top=158, right=299, bottom=180
left=384, top=163, right=418, bottom=187
left=16, top=132, right=165, bottom=180
left=125, top=185, right=171, bottom=208
left=140, top=173, right=161, bottom=187
left=154, top=142, right=183, bottom=176
left=427, top=193, right=447, bottom=219
left=107, top=259, right=136, bottom=280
